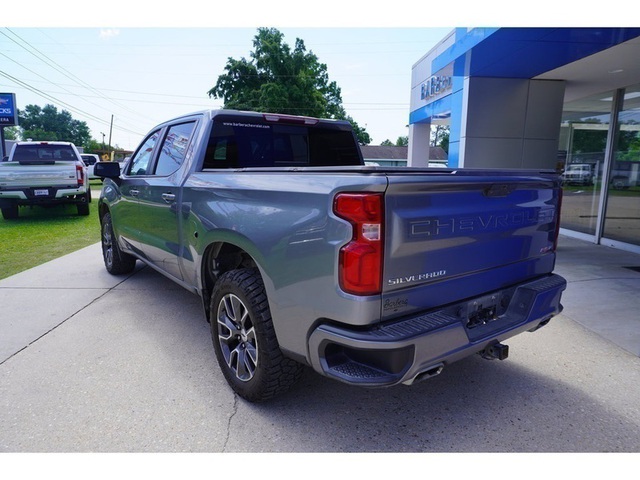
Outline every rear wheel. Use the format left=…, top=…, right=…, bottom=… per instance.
left=1, top=205, right=19, bottom=220
left=77, top=200, right=90, bottom=216
left=210, top=268, right=304, bottom=402
left=101, top=212, right=136, bottom=274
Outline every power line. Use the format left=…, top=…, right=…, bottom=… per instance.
left=0, top=70, right=145, bottom=137
left=1, top=29, right=151, bottom=127
left=0, top=76, right=407, bottom=108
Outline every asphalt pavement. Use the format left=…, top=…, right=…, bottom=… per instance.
left=1, top=236, right=639, bottom=454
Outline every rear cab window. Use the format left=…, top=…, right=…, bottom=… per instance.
left=201, top=114, right=362, bottom=170
left=13, top=144, right=79, bottom=163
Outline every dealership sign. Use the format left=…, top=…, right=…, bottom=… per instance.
left=0, top=93, right=18, bottom=126
left=420, top=75, right=452, bottom=102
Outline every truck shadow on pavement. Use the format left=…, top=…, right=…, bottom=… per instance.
left=129, top=269, right=639, bottom=454
left=250, top=358, right=636, bottom=453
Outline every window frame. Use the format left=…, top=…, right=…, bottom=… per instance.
left=125, top=129, right=163, bottom=177
left=153, top=120, right=198, bottom=177
left=125, top=118, right=199, bottom=178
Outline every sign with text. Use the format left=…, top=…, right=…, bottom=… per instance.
left=419, top=64, right=454, bottom=105
left=0, top=93, right=18, bottom=126
left=421, top=75, right=452, bottom=101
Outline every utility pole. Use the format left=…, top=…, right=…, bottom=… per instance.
left=108, top=115, right=113, bottom=150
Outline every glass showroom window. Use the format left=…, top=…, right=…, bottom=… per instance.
left=602, top=84, right=640, bottom=247
left=558, top=91, right=614, bottom=237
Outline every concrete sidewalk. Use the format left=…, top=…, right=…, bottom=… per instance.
left=0, top=243, right=130, bottom=362
left=1, top=235, right=639, bottom=363
left=553, top=236, right=640, bottom=357
left=1, top=236, right=640, bottom=453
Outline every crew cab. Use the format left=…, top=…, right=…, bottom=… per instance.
left=0, top=141, right=90, bottom=219
left=95, top=109, right=566, bottom=402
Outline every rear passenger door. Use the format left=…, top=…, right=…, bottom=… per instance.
left=136, top=120, right=197, bottom=281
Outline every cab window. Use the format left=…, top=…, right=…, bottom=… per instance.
left=154, top=122, right=196, bottom=176
left=128, top=130, right=161, bottom=176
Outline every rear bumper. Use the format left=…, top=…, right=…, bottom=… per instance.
left=0, top=186, right=88, bottom=206
left=308, top=274, right=567, bottom=387
left=561, top=175, right=591, bottom=184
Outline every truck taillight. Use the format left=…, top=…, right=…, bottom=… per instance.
left=76, top=164, right=84, bottom=187
left=333, top=193, right=384, bottom=295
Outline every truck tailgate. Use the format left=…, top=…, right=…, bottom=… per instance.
left=381, top=170, right=561, bottom=321
left=0, top=162, right=79, bottom=188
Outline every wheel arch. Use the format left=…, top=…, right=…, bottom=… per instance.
left=200, top=241, right=263, bottom=320
left=98, top=201, right=110, bottom=221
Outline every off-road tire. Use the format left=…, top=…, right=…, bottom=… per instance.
left=1, top=205, right=19, bottom=220
left=101, top=212, right=137, bottom=274
left=210, top=268, right=304, bottom=402
left=77, top=201, right=90, bottom=216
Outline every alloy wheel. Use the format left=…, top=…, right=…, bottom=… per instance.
left=216, top=293, right=259, bottom=382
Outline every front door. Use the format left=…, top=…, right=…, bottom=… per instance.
left=135, top=121, right=197, bottom=281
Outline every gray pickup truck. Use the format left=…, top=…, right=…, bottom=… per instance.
left=0, top=141, right=90, bottom=219
left=95, top=109, right=566, bottom=402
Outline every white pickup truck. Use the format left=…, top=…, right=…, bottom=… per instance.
left=0, top=141, right=90, bottom=219
left=560, top=163, right=594, bottom=186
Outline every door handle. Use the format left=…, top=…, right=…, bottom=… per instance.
left=162, top=193, right=176, bottom=203
left=130, top=189, right=139, bottom=197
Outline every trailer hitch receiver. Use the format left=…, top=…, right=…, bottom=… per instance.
left=479, top=342, right=509, bottom=361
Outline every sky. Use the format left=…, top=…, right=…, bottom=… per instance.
left=0, top=1, right=624, bottom=152
left=1, top=26, right=451, bottom=150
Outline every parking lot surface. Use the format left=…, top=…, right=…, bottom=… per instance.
left=1, top=237, right=639, bottom=453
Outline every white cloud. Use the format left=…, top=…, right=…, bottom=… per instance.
left=99, top=28, right=120, bottom=40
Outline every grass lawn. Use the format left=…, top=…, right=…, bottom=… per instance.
left=562, top=183, right=640, bottom=196
left=0, top=184, right=102, bottom=280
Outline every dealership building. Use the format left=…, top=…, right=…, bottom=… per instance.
left=409, top=27, right=640, bottom=254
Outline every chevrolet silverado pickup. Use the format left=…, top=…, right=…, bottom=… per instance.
left=0, top=141, right=90, bottom=219
left=95, top=109, right=566, bottom=402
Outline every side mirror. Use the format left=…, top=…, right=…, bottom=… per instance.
left=94, top=161, right=121, bottom=179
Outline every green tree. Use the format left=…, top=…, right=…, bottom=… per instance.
left=570, top=119, right=606, bottom=156
left=381, top=136, right=408, bottom=146
left=616, top=120, right=640, bottom=162
left=395, top=136, right=408, bottom=147
left=18, top=104, right=92, bottom=147
left=2, top=126, right=19, bottom=140
left=431, top=125, right=449, bottom=153
left=347, top=114, right=371, bottom=145
left=209, top=27, right=370, bottom=144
